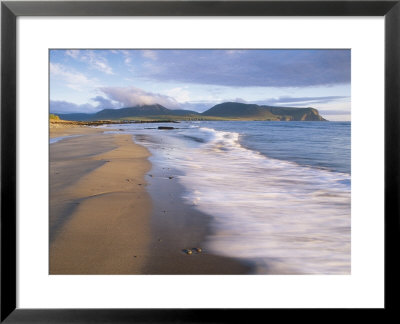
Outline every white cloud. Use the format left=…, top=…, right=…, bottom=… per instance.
left=50, top=100, right=97, bottom=114
left=165, top=87, right=191, bottom=103
left=141, top=50, right=158, bottom=60
left=225, top=50, right=246, bottom=55
left=51, top=85, right=188, bottom=113
left=50, top=63, right=98, bottom=91
left=99, top=86, right=180, bottom=108
left=83, top=51, right=113, bottom=74
left=64, top=50, right=114, bottom=75
left=65, top=49, right=80, bottom=59
left=112, top=50, right=135, bottom=72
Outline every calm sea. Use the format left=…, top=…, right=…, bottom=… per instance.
left=104, top=121, right=351, bottom=274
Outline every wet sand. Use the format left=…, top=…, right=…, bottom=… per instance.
left=49, top=125, right=252, bottom=274
left=143, top=165, right=253, bottom=274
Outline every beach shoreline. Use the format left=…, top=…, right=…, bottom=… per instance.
left=143, top=162, right=253, bottom=274
left=49, top=124, right=252, bottom=274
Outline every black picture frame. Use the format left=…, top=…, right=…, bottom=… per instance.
left=1, top=0, right=399, bottom=322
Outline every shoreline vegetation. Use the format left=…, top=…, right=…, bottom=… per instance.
left=50, top=119, right=180, bottom=128
left=50, top=120, right=252, bottom=274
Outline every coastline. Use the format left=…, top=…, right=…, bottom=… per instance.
left=50, top=125, right=252, bottom=274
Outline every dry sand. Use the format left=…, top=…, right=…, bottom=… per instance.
left=50, top=127, right=151, bottom=274
left=49, top=125, right=252, bottom=274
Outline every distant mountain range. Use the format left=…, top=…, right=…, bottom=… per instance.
left=56, top=102, right=327, bottom=122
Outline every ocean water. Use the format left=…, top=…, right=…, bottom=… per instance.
left=104, top=121, right=351, bottom=274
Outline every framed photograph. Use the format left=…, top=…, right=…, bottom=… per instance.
left=1, top=0, right=399, bottom=322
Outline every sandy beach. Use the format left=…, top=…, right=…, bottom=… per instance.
left=50, top=123, right=251, bottom=274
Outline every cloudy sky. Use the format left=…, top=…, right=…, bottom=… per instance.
left=50, top=49, right=351, bottom=120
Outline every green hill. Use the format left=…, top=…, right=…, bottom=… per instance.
left=56, top=102, right=326, bottom=122
left=202, top=102, right=326, bottom=121
left=58, top=104, right=200, bottom=121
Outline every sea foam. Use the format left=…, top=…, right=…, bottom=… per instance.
left=127, top=123, right=351, bottom=274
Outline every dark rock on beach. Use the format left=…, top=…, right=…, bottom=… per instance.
left=158, top=126, right=175, bottom=130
